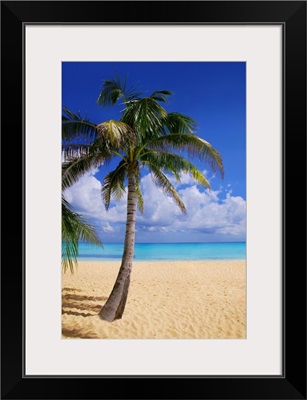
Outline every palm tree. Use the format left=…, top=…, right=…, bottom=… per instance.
left=62, top=165, right=102, bottom=273
left=62, top=77, right=223, bottom=322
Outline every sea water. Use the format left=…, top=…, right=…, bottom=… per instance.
left=73, top=242, right=246, bottom=261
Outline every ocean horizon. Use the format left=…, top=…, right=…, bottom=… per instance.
left=67, top=242, right=246, bottom=261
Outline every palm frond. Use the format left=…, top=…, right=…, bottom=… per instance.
left=97, top=76, right=142, bottom=107
left=62, top=107, right=97, bottom=141
left=135, top=181, right=144, bottom=214
left=122, top=97, right=167, bottom=138
left=149, top=90, right=172, bottom=103
left=62, top=153, right=106, bottom=191
left=140, top=150, right=211, bottom=189
left=163, top=112, right=197, bottom=134
left=62, top=241, right=79, bottom=274
left=62, top=143, right=91, bottom=161
left=134, top=168, right=144, bottom=213
left=101, top=161, right=127, bottom=210
left=96, top=120, right=136, bottom=148
left=63, top=128, right=117, bottom=162
left=62, top=197, right=102, bottom=273
left=147, top=164, right=186, bottom=214
left=146, top=134, right=224, bottom=178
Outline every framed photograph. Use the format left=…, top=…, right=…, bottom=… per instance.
left=1, top=1, right=306, bottom=399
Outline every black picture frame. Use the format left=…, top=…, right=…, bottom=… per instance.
left=1, top=1, right=306, bottom=399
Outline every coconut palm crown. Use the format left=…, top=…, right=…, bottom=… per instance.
left=62, top=77, right=224, bottom=322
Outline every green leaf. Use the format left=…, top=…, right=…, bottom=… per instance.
left=135, top=168, right=144, bottom=214
left=96, top=120, right=136, bottom=148
left=147, top=164, right=187, bottom=214
left=62, top=197, right=102, bottom=273
left=146, top=134, right=224, bottom=178
left=149, top=90, right=172, bottom=103
left=140, top=150, right=211, bottom=188
left=122, top=97, right=167, bottom=139
left=62, top=152, right=107, bottom=191
left=135, top=181, right=144, bottom=214
left=62, top=107, right=97, bottom=141
left=163, top=112, right=197, bottom=134
left=97, top=76, right=142, bottom=106
left=101, top=161, right=127, bottom=210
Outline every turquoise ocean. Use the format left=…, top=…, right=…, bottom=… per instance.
left=74, top=242, right=246, bottom=261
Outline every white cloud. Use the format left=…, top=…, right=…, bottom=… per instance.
left=63, top=168, right=120, bottom=234
left=63, top=170, right=246, bottom=241
left=63, top=168, right=103, bottom=218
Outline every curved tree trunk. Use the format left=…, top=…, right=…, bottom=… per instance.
left=99, top=168, right=137, bottom=322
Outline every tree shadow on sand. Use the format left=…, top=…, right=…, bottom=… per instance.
left=62, top=288, right=108, bottom=318
left=62, top=287, right=83, bottom=292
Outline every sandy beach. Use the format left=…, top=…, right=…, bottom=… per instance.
left=62, top=260, right=246, bottom=339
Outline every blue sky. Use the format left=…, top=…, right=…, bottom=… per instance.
left=62, top=62, right=246, bottom=243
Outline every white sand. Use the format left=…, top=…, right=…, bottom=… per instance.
left=62, top=260, right=246, bottom=339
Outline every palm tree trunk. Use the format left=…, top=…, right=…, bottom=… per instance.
left=99, top=168, right=137, bottom=322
